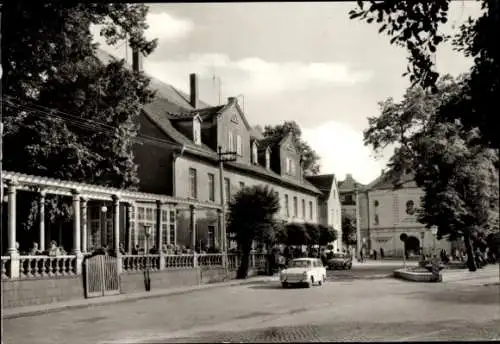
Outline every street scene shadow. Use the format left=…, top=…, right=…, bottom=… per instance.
left=248, top=283, right=312, bottom=290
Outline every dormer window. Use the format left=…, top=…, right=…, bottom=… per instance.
left=193, top=115, right=201, bottom=145
left=265, top=149, right=270, bottom=169
left=252, top=142, right=258, bottom=164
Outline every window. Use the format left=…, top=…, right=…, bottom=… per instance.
left=236, top=134, right=242, bottom=156
left=129, top=205, right=136, bottom=249
left=286, top=157, right=295, bottom=176
left=265, top=149, right=270, bottom=169
left=285, top=194, right=290, bottom=217
left=193, top=118, right=201, bottom=145
left=224, top=178, right=231, bottom=204
left=239, top=181, right=245, bottom=189
left=161, top=209, right=169, bottom=247
left=189, top=168, right=197, bottom=199
left=208, top=173, right=215, bottom=202
left=252, top=142, right=258, bottom=164
left=136, top=205, right=157, bottom=251
left=301, top=199, right=305, bottom=218
left=228, top=130, right=234, bottom=152
left=208, top=226, right=216, bottom=248
left=309, top=201, right=313, bottom=220
left=293, top=196, right=298, bottom=217
left=169, top=210, right=176, bottom=245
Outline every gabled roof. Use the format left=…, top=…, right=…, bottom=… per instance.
left=338, top=174, right=364, bottom=191
left=306, top=174, right=336, bottom=193
left=366, top=171, right=416, bottom=190
left=96, top=49, right=321, bottom=195
left=95, top=49, right=211, bottom=110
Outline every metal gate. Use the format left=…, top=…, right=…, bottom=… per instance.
left=85, top=255, right=120, bottom=298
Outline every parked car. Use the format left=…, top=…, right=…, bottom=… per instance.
left=327, top=253, right=352, bottom=270
left=280, top=258, right=327, bottom=288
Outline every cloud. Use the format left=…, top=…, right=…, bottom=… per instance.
left=90, top=11, right=194, bottom=58
left=302, top=121, right=388, bottom=185
left=144, top=53, right=372, bottom=96
left=144, top=12, right=194, bottom=41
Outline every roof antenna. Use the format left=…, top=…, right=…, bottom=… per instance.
left=212, top=65, right=221, bottom=105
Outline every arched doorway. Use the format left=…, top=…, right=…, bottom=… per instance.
left=405, top=236, right=420, bottom=256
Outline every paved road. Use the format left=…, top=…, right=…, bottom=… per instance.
left=3, top=265, right=499, bottom=343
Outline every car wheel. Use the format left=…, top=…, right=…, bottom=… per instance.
left=307, top=276, right=314, bottom=288
left=282, top=282, right=288, bottom=288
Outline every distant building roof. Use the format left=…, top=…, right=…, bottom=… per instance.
left=338, top=174, right=364, bottom=191
left=306, top=174, right=336, bottom=193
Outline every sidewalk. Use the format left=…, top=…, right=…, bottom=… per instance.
left=441, top=264, right=499, bottom=284
left=2, top=275, right=280, bottom=320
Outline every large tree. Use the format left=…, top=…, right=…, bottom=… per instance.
left=349, top=0, right=500, bottom=149
left=341, top=213, right=357, bottom=248
left=364, top=75, right=499, bottom=271
left=1, top=3, right=157, bottom=227
left=227, top=185, right=281, bottom=279
left=262, top=121, right=321, bottom=175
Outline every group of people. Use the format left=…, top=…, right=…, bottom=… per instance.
left=16, top=241, right=67, bottom=257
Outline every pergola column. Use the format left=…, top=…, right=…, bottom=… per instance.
left=217, top=209, right=223, bottom=250
left=39, top=190, right=46, bottom=251
left=190, top=205, right=197, bottom=250
left=81, top=197, right=88, bottom=253
left=72, top=190, right=81, bottom=255
left=112, top=195, right=122, bottom=273
left=7, top=181, right=18, bottom=255
left=126, top=202, right=134, bottom=254
left=157, top=200, right=165, bottom=270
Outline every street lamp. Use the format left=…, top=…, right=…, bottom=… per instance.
left=217, top=146, right=237, bottom=266
left=144, top=224, right=152, bottom=292
left=101, top=205, right=108, bottom=248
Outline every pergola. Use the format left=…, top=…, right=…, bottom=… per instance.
left=1, top=170, right=223, bottom=277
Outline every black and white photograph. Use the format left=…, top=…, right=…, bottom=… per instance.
left=1, top=1, right=499, bottom=343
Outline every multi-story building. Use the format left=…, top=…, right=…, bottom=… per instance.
left=89, top=49, right=341, bottom=251
left=342, top=171, right=454, bottom=258
left=307, top=174, right=342, bottom=250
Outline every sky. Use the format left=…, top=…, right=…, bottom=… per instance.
left=92, top=2, right=483, bottom=185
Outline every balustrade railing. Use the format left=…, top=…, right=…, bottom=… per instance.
left=227, top=254, right=239, bottom=270
left=19, top=255, right=77, bottom=279
left=122, top=255, right=161, bottom=273
left=164, top=254, right=195, bottom=269
left=1, top=256, right=10, bottom=279
left=197, top=253, right=223, bottom=267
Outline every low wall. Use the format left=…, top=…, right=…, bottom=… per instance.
left=2, top=276, right=85, bottom=308
left=120, top=268, right=201, bottom=294
left=393, top=268, right=441, bottom=282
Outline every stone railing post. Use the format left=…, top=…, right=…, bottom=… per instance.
left=112, top=195, right=122, bottom=274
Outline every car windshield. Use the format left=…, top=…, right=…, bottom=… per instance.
left=332, top=254, right=345, bottom=258
left=289, top=260, right=312, bottom=268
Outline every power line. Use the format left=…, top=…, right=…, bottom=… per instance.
left=1, top=97, right=183, bottom=149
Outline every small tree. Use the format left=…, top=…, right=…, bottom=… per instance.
left=342, top=213, right=357, bottom=248
left=305, top=222, right=320, bottom=256
left=227, top=185, right=280, bottom=279
left=284, top=222, right=308, bottom=247
left=319, top=224, right=338, bottom=247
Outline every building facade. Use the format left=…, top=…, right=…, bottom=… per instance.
left=112, top=50, right=342, bottom=251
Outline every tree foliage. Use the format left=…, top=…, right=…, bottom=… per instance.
left=262, top=121, right=321, bottom=175
left=227, top=185, right=280, bottom=279
left=349, top=0, right=500, bottom=149
left=341, top=213, right=357, bottom=247
left=319, top=224, right=338, bottom=246
left=364, top=75, right=499, bottom=271
left=1, top=2, right=157, bottom=226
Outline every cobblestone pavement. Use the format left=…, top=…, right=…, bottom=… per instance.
left=3, top=266, right=499, bottom=344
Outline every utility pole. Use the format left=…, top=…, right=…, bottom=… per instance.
left=354, top=186, right=361, bottom=262
left=217, top=146, right=237, bottom=266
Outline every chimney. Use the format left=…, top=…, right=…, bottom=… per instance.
left=132, top=49, right=143, bottom=73
left=381, top=169, right=385, bottom=175
left=189, top=73, right=198, bottom=109
left=227, top=96, right=236, bottom=104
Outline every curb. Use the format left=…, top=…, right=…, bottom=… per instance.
left=2, top=276, right=277, bottom=320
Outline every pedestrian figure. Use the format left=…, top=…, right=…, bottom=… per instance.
left=373, top=249, right=377, bottom=260
left=359, top=249, right=364, bottom=262
left=380, top=247, right=385, bottom=260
